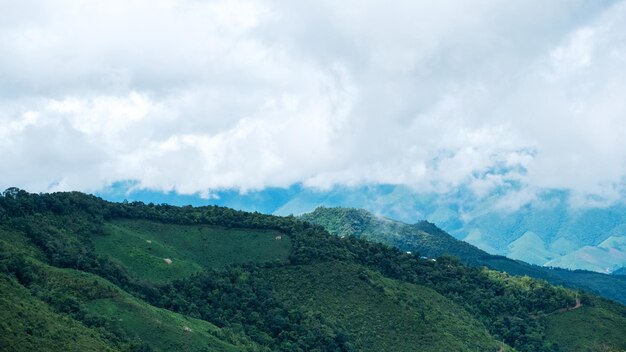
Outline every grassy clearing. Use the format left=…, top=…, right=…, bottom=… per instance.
left=263, top=261, right=509, bottom=352
left=93, top=219, right=291, bottom=283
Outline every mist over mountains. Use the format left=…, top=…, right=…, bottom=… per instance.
left=4, top=0, right=626, bottom=350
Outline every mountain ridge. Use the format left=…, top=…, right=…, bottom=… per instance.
left=300, top=206, right=626, bottom=305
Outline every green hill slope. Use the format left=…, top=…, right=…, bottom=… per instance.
left=0, top=238, right=255, bottom=351
left=263, top=261, right=504, bottom=352
left=301, top=207, right=626, bottom=305
left=1, top=189, right=625, bottom=352
left=545, top=300, right=626, bottom=352
left=95, top=219, right=290, bottom=283
left=0, top=275, right=117, bottom=352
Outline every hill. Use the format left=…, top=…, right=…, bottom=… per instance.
left=301, top=207, right=626, bottom=305
left=300, top=207, right=487, bottom=263
left=1, top=189, right=625, bottom=351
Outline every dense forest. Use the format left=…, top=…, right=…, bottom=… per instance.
left=1, top=188, right=626, bottom=351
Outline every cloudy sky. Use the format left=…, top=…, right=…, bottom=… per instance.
left=2, top=0, right=626, bottom=208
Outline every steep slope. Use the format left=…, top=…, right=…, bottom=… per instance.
left=0, top=230, right=255, bottom=352
left=301, top=207, right=626, bottom=305
left=1, top=189, right=625, bottom=352
left=544, top=299, right=626, bottom=352
left=0, top=275, right=117, bottom=352
left=263, top=262, right=504, bottom=352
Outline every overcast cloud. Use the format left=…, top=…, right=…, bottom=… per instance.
left=1, top=0, right=625, bottom=208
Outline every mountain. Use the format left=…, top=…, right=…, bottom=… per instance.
left=299, top=207, right=488, bottom=263
left=279, top=188, right=626, bottom=273
left=459, top=200, right=626, bottom=273
left=117, top=184, right=626, bottom=273
left=301, top=207, right=626, bottom=305
left=542, top=236, right=626, bottom=273
left=2, top=189, right=626, bottom=351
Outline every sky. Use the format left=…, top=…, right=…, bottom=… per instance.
left=2, top=0, right=626, bottom=210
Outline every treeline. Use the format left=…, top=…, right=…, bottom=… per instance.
left=0, top=187, right=302, bottom=232
left=0, top=189, right=594, bottom=351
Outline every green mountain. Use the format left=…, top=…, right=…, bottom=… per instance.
left=1, top=189, right=626, bottom=352
left=299, top=207, right=487, bottom=262
left=300, top=207, right=626, bottom=305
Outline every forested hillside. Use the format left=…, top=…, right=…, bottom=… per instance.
left=1, top=189, right=626, bottom=352
left=301, top=207, right=626, bottom=305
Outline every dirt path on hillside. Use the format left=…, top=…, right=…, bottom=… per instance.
left=556, top=297, right=582, bottom=314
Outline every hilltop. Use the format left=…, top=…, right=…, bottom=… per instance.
left=1, top=189, right=625, bottom=351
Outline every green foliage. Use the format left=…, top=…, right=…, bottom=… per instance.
left=484, top=256, right=626, bottom=305
left=0, top=247, right=257, bottom=352
left=93, top=219, right=290, bottom=283
left=263, top=262, right=504, bottom=352
left=300, top=207, right=487, bottom=262
left=156, top=264, right=350, bottom=351
left=0, top=275, right=118, bottom=352
left=544, top=298, right=626, bottom=351
left=1, top=189, right=625, bottom=352
left=301, top=207, right=626, bottom=305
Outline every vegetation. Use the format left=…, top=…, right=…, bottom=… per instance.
left=0, top=275, right=117, bottom=352
left=95, top=220, right=290, bottom=283
left=263, top=262, right=505, bottom=352
left=301, top=207, right=626, bottom=305
left=1, top=189, right=625, bottom=351
left=300, top=207, right=488, bottom=262
left=544, top=300, right=626, bottom=352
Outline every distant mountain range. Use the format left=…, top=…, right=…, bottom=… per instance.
left=133, top=184, right=624, bottom=274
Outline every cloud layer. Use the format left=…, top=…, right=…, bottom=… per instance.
left=1, top=0, right=626, bottom=208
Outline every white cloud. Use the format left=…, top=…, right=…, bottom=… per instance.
left=1, top=0, right=625, bottom=208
